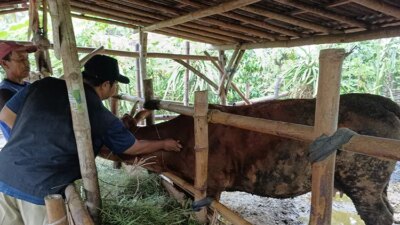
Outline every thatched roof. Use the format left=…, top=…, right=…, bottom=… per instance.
left=1, top=0, right=400, bottom=49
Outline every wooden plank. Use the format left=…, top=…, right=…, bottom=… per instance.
left=351, top=0, right=400, bottom=19
left=309, top=49, right=345, bottom=225
left=275, top=0, right=367, bottom=28
left=48, top=0, right=101, bottom=223
left=45, top=194, right=68, bottom=225
left=140, top=0, right=261, bottom=32
left=211, top=26, right=400, bottom=50
left=194, top=91, right=209, bottom=223
left=242, top=6, right=337, bottom=33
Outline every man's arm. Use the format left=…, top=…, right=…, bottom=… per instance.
left=0, top=106, right=16, bottom=129
left=123, top=139, right=182, bottom=156
left=0, top=89, right=15, bottom=110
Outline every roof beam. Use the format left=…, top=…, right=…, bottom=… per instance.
left=275, top=0, right=367, bottom=29
left=139, top=0, right=261, bottom=32
left=0, top=7, right=27, bottom=15
left=351, top=0, right=400, bottom=19
left=242, top=5, right=338, bottom=34
left=211, top=25, right=400, bottom=50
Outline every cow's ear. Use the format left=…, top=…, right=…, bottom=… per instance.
left=134, top=110, right=152, bottom=123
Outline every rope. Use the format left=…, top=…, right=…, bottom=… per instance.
left=308, top=128, right=357, bottom=162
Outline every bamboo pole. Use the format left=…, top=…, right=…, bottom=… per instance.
left=110, top=84, right=122, bottom=169
left=309, top=49, right=345, bottom=225
left=225, top=50, right=245, bottom=94
left=174, top=59, right=218, bottom=89
left=194, top=91, right=209, bottom=223
left=140, top=0, right=261, bottom=32
left=143, top=79, right=155, bottom=125
left=218, top=51, right=227, bottom=105
left=275, top=0, right=367, bottom=28
left=0, top=40, right=218, bottom=61
left=65, top=184, right=95, bottom=225
left=45, top=194, right=68, bottom=225
left=351, top=0, right=400, bottom=19
left=162, top=172, right=252, bottom=225
left=218, top=46, right=240, bottom=96
left=184, top=41, right=190, bottom=106
left=242, top=6, right=336, bottom=34
left=48, top=0, right=101, bottom=223
left=0, top=7, right=27, bottom=15
left=175, top=0, right=298, bottom=38
left=211, top=26, right=400, bottom=50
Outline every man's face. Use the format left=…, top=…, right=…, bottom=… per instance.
left=0, top=51, right=30, bottom=80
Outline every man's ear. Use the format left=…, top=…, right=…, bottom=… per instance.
left=0, top=60, right=8, bottom=70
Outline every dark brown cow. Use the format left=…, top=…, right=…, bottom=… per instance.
left=113, top=93, right=400, bottom=225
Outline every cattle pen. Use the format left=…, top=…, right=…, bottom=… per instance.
left=1, top=0, right=400, bottom=225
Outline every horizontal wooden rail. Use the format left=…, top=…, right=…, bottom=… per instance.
left=162, top=172, right=252, bottom=225
left=0, top=40, right=217, bottom=61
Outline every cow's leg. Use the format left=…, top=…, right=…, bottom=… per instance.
left=346, top=189, right=393, bottom=225
left=335, top=152, right=395, bottom=225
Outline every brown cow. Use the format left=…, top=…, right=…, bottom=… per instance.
left=112, top=93, right=400, bottom=225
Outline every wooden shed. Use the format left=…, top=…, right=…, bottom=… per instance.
left=1, top=1, right=400, bottom=225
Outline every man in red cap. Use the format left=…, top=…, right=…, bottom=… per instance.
left=0, top=41, right=37, bottom=110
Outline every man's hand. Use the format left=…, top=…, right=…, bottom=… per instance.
left=163, top=139, right=182, bottom=152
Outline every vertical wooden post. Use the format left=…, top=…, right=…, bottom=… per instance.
left=45, top=194, right=68, bottom=225
left=309, top=49, right=345, bottom=225
left=194, top=90, right=209, bottom=224
left=135, top=43, right=142, bottom=99
left=65, top=184, right=95, bottom=225
left=218, top=51, right=226, bottom=105
left=110, top=85, right=121, bottom=169
left=48, top=0, right=101, bottom=223
left=143, top=79, right=155, bottom=125
left=139, top=31, right=148, bottom=81
left=184, top=41, right=190, bottom=106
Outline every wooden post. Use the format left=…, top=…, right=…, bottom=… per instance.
left=218, top=50, right=227, bottom=105
left=110, top=84, right=121, bottom=169
left=309, top=49, right=345, bottom=225
left=184, top=41, right=190, bottom=106
left=48, top=0, right=101, bottom=223
left=65, top=184, right=95, bottom=225
left=194, top=91, right=209, bottom=224
left=139, top=31, right=148, bottom=81
left=135, top=43, right=142, bottom=99
left=143, top=79, right=155, bottom=125
left=45, top=194, right=68, bottom=225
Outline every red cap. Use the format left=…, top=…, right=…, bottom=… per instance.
left=0, top=41, right=38, bottom=60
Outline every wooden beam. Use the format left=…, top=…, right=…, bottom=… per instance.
left=176, top=0, right=299, bottom=37
left=193, top=91, right=209, bottom=223
left=140, top=0, right=261, bottom=32
left=211, top=25, right=400, bottom=50
left=242, top=6, right=337, bottom=34
left=351, top=0, right=400, bottom=19
left=310, top=49, right=345, bottom=225
left=184, top=41, right=190, bottom=106
left=275, top=0, right=368, bottom=29
left=70, top=4, right=226, bottom=44
left=0, top=7, right=27, bottom=15
left=0, top=0, right=25, bottom=8
left=174, top=59, right=218, bottom=90
left=96, top=0, right=257, bottom=42
left=48, top=0, right=101, bottom=223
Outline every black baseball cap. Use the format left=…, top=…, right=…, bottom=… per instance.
left=82, top=55, right=129, bottom=84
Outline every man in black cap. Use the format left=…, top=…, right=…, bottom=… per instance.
left=0, top=55, right=181, bottom=225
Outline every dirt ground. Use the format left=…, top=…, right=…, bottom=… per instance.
left=219, top=162, right=400, bottom=225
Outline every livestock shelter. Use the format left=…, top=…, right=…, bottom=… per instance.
left=1, top=0, right=400, bottom=225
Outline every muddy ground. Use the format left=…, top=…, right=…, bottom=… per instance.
left=219, top=162, right=400, bottom=225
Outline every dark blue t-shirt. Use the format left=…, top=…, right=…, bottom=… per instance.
left=0, top=77, right=135, bottom=205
